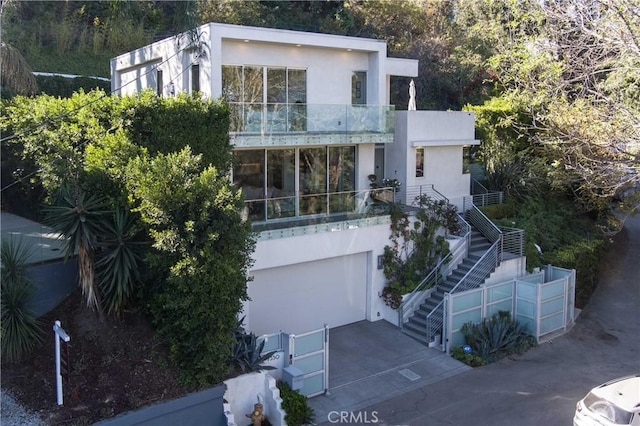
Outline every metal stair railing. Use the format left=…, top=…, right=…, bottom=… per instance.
left=425, top=239, right=501, bottom=346
left=397, top=254, right=449, bottom=330
left=404, top=184, right=448, bottom=206
left=466, top=205, right=502, bottom=244
left=397, top=213, right=471, bottom=328
left=498, top=226, right=524, bottom=258
left=397, top=218, right=470, bottom=328
left=469, top=178, right=504, bottom=208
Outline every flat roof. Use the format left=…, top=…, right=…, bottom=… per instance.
left=1, top=212, right=67, bottom=264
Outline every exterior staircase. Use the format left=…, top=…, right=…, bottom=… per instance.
left=401, top=225, right=495, bottom=345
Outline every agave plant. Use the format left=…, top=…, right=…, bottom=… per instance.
left=45, top=185, right=110, bottom=319
left=230, top=318, right=276, bottom=373
left=1, top=238, right=42, bottom=362
left=461, top=310, right=535, bottom=362
left=95, top=209, right=146, bottom=317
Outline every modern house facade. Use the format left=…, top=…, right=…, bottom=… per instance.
left=111, top=23, right=486, bottom=336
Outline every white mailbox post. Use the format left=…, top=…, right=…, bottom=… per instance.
left=53, top=320, right=70, bottom=406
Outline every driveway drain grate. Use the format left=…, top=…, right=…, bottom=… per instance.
left=398, top=368, right=421, bottom=381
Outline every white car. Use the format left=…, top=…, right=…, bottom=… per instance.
left=574, top=374, right=640, bottom=425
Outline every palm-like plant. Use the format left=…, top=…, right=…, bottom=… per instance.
left=1, top=1, right=38, bottom=96
left=96, top=209, right=145, bottom=317
left=1, top=238, right=42, bottom=362
left=45, top=186, right=110, bottom=320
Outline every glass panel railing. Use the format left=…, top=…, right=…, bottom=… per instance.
left=243, top=188, right=396, bottom=233
left=228, top=103, right=395, bottom=135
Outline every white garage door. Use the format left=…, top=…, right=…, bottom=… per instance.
left=248, top=253, right=368, bottom=335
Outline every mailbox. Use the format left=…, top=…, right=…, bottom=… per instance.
left=282, top=366, right=304, bottom=391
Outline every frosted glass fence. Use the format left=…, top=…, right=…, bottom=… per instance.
left=445, top=266, right=576, bottom=353
left=258, top=325, right=329, bottom=398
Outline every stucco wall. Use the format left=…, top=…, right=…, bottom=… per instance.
left=247, top=223, right=391, bottom=334
left=112, top=22, right=417, bottom=104
left=392, top=111, right=477, bottom=203
left=484, top=256, right=528, bottom=286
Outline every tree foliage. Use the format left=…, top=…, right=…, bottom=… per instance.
left=0, top=238, right=43, bottom=362
left=126, top=147, right=255, bottom=386
left=465, top=0, right=640, bottom=223
left=1, top=90, right=241, bottom=331
left=44, top=186, right=110, bottom=319
left=381, top=197, right=457, bottom=308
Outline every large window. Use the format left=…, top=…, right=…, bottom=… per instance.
left=223, top=66, right=307, bottom=132
left=234, top=146, right=356, bottom=221
left=416, top=148, right=424, bottom=177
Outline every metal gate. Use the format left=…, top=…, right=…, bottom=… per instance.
left=284, top=324, right=329, bottom=397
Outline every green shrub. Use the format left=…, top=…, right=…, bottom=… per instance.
left=230, top=319, right=276, bottom=373
left=1, top=238, right=43, bottom=362
left=461, top=311, right=536, bottom=363
left=35, top=75, right=111, bottom=98
left=451, top=346, right=486, bottom=367
left=545, top=239, right=604, bottom=307
left=479, top=201, right=516, bottom=220
left=127, top=148, right=255, bottom=387
left=95, top=209, right=146, bottom=317
left=121, top=91, right=233, bottom=169
left=276, top=381, right=315, bottom=426
left=381, top=198, right=455, bottom=308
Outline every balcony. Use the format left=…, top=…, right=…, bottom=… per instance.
left=229, top=103, right=396, bottom=147
left=245, top=188, right=398, bottom=240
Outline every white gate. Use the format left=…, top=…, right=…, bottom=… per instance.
left=284, top=325, right=329, bottom=397
left=259, top=325, right=329, bottom=398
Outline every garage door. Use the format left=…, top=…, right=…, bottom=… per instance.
left=248, top=253, right=367, bottom=335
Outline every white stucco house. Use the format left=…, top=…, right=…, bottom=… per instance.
left=111, top=23, right=482, bottom=336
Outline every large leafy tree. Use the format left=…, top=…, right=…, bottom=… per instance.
left=463, top=0, right=639, bottom=228
left=126, top=147, right=255, bottom=386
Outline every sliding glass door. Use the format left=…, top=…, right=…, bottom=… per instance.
left=234, top=146, right=356, bottom=221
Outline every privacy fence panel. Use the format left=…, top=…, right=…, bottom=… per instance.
left=448, top=289, right=483, bottom=349
left=444, top=266, right=575, bottom=352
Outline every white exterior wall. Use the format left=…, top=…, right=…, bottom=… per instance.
left=423, top=146, right=470, bottom=202
left=112, top=23, right=417, bottom=101
left=483, top=257, right=528, bottom=286
left=245, top=223, right=392, bottom=335
left=391, top=111, right=479, bottom=204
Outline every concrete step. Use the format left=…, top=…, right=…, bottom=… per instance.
left=407, top=315, right=426, bottom=328
left=403, top=320, right=427, bottom=337
left=401, top=326, right=429, bottom=345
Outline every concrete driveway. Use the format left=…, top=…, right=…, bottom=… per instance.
left=361, top=214, right=640, bottom=426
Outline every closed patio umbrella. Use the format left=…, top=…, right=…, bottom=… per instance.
left=408, top=79, right=417, bottom=110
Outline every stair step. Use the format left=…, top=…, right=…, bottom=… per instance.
left=439, top=282, right=456, bottom=293
left=403, top=320, right=427, bottom=336
left=401, top=220, right=502, bottom=343
left=401, top=327, right=429, bottom=345
left=404, top=318, right=441, bottom=335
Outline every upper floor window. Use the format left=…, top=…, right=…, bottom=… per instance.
left=223, top=66, right=307, bottom=132
left=191, top=64, right=200, bottom=93
left=156, top=69, right=163, bottom=97
left=352, top=71, right=367, bottom=105
left=463, top=146, right=476, bottom=174
left=416, top=147, right=424, bottom=177
left=222, top=66, right=306, bottom=104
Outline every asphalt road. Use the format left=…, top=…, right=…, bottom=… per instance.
left=365, top=214, right=640, bottom=426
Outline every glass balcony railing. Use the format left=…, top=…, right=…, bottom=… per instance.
left=242, top=187, right=398, bottom=235
left=228, top=103, right=395, bottom=135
